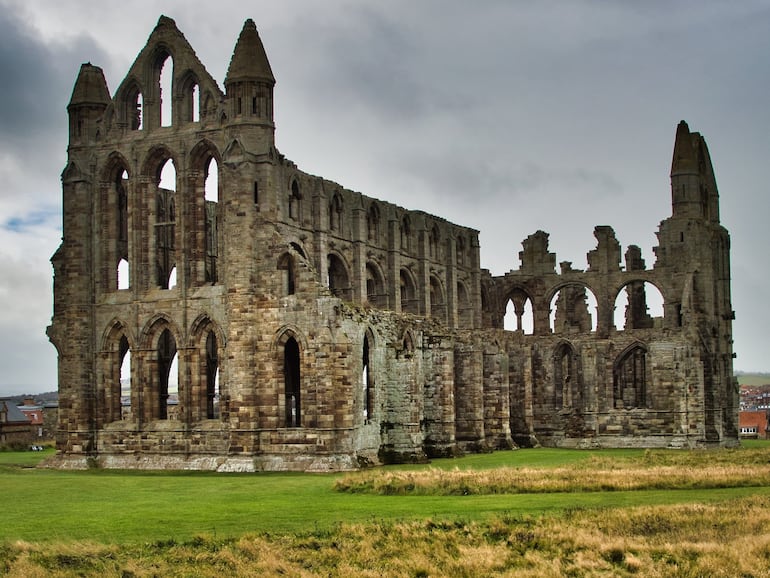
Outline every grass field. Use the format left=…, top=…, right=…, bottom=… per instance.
left=2, top=443, right=769, bottom=576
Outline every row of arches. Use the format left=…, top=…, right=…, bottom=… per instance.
left=500, top=280, right=666, bottom=334
left=546, top=341, right=650, bottom=411
left=114, top=49, right=218, bottom=132
left=323, top=189, right=474, bottom=265
left=100, top=315, right=222, bottom=425
left=100, top=141, right=221, bottom=292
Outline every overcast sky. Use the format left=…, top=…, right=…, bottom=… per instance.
left=1, top=0, right=768, bottom=396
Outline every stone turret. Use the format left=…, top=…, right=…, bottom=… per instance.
left=225, top=19, right=275, bottom=126
left=67, top=63, right=110, bottom=146
left=670, top=120, right=720, bottom=223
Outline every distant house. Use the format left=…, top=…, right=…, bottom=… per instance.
left=0, top=399, right=33, bottom=445
left=739, top=410, right=769, bottom=439
left=18, top=399, right=44, bottom=439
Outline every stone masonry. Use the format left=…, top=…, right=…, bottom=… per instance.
left=46, top=17, right=738, bottom=471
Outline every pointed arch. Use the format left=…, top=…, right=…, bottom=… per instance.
left=456, top=235, right=466, bottom=266
left=99, top=319, right=134, bottom=424
left=367, top=202, right=381, bottom=244
left=329, top=191, right=344, bottom=234
left=100, top=153, right=132, bottom=291
left=278, top=252, right=296, bottom=295
left=143, top=147, right=179, bottom=289
left=400, top=214, right=412, bottom=252
left=553, top=341, right=580, bottom=410
left=399, top=268, right=419, bottom=315
left=549, top=282, right=598, bottom=334
left=362, top=327, right=376, bottom=423
left=178, top=69, right=201, bottom=123
left=613, top=342, right=649, bottom=409
left=614, top=280, right=665, bottom=330
left=189, top=314, right=226, bottom=421
left=428, top=223, right=441, bottom=260
left=288, top=178, right=302, bottom=221
left=504, top=287, right=534, bottom=334
left=275, top=327, right=306, bottom=428
left=429, top=274, right=447, bottom=323
left=327, top=252, right=351, bottom=300
left=190, top=140, right=223, bottom=284
left=456, top=280, right=473, bottom=327
left=365, top=260, right=386, bottom=308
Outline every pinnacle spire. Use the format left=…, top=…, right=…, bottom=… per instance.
left=225, top=19, right=275, bottom=85
left=670, top=120, right=700, bottom=176
left=68, top=63, right=110, bottom=109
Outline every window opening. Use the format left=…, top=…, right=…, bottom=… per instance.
left=289, top=180, right=301, bottom=220
left=284, top=337, right=301, bottom=427
left=131, top=92, right=143, bottom=130
left=363, top=336, right=373, bottom=422
left=400, top=269, right=418, bottom=314
left=614, top=281, right=664, bottom=330
left=554, top=343, right=575, bottom=408
left=119, top=337, right=131, bottom=419
left=159, top=55, right=173, bottom=127
left=204, top=158, right=218, bottom=202
left=550, top=285, right=597, bottom=333
left=429, top=276, right=446, bottom=323
left=206, top=332, right=219, bottom=419
left=327, top=254, right=350, bottom=300
left=117, top=258, right=130, bottom=290
left=401, top=216, right=411, bottom=252
left=278, top=253, right=296, bottom=295
left=157, top=329, right=177, bottom=420
left=192, top=83, right=200, bottom=122
left=156, top=160, right=176, bottom=288
left=613, top=345, right=647, bottom=409
left=254, top=181, right=259, bottom=205
left=504, top=292, right=533, bottom=334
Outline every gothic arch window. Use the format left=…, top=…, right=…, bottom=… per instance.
left=367, top=203, right=380, bottom=244
left=429, top=224, right=441, bottom=260
left=179, top=71, right=200, bottom=123
left=400, top=215, right=412, bottom=252
left=329, top=192, right=343, bottom=233
left=456, top=236, right=466, bottom=266
left=400, top=268, right=419, bottom=314
left=362, top=332, right=374, bottom=423
left=156, top=328, right=177, bottom=420
left=205, top=332, right=219, bottom=419
left=504, top=289, right=534, bottom=334
left=157, top=51, right=173, bottom=127
left=365, top=262, right=385, bottom=308
left=614, top=281, right=665, bottom=330
left=117, top=259, right=130, bottom=290
left=155, top=158, right=177, bottom=289
left=204, top=156, right=219, bottom=283
left=289, top=179, right=301, bottom=221
left=284, top=337, right=301, bottom=427
left=550, top=283, right=598, bottom=334
left=327, top=253, right=351, bottom=300
left=124, top=82, right=143, bottom=130
left=278, top=253, right=296, bottom=295
left=111, top=165, right=130, bottom=290
left=553, top=342, right=578, bottom=409
left=429, top=275, right=447, bottom=323
left=613, top=344, right=648, bottom=409
left=118, top=335, right=131, bottom=420
left=457, top=281, right=473, bottom=327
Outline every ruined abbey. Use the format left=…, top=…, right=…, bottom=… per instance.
left=47, top=16, right=738, bottom=471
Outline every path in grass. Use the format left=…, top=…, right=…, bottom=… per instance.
left=2, top=446, right=769, bottom=544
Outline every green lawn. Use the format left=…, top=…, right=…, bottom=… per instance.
left=2, top=444, right=769, bottom=545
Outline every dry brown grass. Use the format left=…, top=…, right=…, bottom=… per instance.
left=3, top=495, right=770, bottom=576
left=334, top=448, right=770, bottom=495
